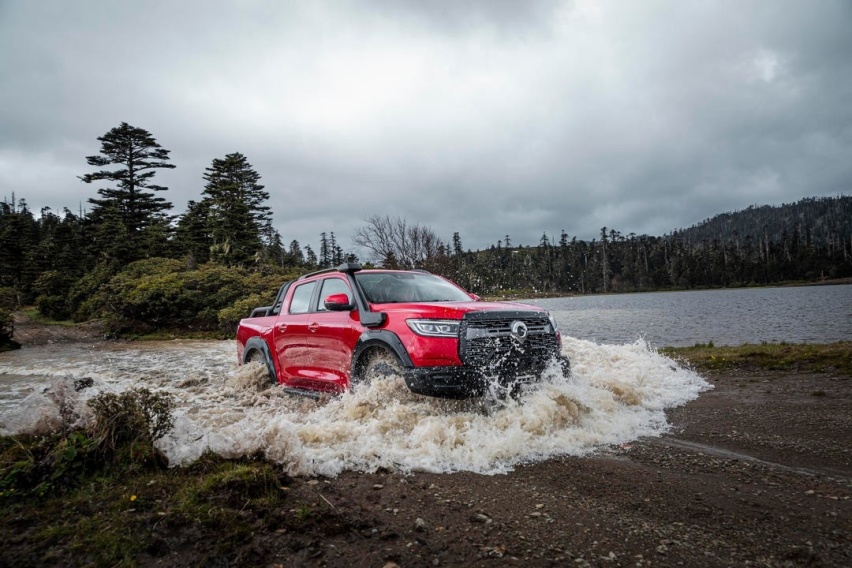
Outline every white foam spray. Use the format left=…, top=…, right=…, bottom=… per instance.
left=0, top=337, right=711, bottom=475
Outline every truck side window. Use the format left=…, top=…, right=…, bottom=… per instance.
left=317, top=278, right=353, bottom=311
left=289, top=281, right=317, bottom=314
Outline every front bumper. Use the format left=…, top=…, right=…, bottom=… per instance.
left=402, top=355, right=571, bottom=399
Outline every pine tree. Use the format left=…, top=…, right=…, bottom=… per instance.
left=201, top=152, right=271, bottom=267
left=304, top=245, right=318, bottom=269
left=0, top=196, right=39, bottom=302
left=80, top=122, right=175, bottom=262
left=288, top=240, right=304, bottom=266
left=319, top=232, right=331, bottom=267
left=174, top=200, right=212, bottom=266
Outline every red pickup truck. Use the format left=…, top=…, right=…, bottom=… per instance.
left=236, top=263, right=570, bottom=399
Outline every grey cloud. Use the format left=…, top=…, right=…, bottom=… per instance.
left=1, top=0, right=850, bottom=255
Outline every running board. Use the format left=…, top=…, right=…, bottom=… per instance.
left=279, top=386, right=323, bottom=400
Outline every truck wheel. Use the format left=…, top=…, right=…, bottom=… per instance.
left=353, top=349, right=403, bottom=390
left=246, top=350, right=275, bottom=384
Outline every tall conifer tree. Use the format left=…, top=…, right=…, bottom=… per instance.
left=80, top=122, right=175, bottom=262
left=201, top=152, right=271, bottom=267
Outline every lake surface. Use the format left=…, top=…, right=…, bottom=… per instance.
left=528, top=284, right=852, bottom=347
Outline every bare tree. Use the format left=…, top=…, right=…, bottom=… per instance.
left=353, top=215, right=443, bottom=268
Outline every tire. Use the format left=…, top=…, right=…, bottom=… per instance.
left=246, top=349, right=276, bottom=384
left=352, top=349, right=404, bottom=391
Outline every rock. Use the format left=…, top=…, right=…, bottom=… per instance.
left=470, top=513, right=491, bottom=524
left=415, top=517, right=432, bottom=532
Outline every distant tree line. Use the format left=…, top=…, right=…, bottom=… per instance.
left=358, top=196, right=852, bottom=296
left=1, top=121, right=850, bottom=341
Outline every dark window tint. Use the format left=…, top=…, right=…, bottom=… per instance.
left=356, top=272, right=471, bottom=303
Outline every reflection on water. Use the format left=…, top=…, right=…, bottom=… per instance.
left=0, top=338, right=709, bottom=475
left=529, top=284, right=852, bottom=347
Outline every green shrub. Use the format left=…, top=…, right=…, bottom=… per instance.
left=77, top=259, right=294, bottom=337
left=33, top=270, right=78, bottom=320
left=1, top=432, right=96, bottom=498
left=1, top=388, right=175, bottom=498
left=0, top=308, right=19, bottom=352
left=0, top=286, right=16, bottom=310
left=218, top=293, right=267, bottom=336
left=88, top=388, right=175, bottom=461
left=67, top=260, right=121, bottom=321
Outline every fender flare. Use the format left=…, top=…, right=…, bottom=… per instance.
left=351, top=330, right=414, bottom=375
left=242, top=337, right=278, bottom=383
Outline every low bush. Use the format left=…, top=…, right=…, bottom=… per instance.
left=0, top=387, right=175, bottom=498
left=80, top=259, right=295, bottom=337
left=0, top=307, right=19, bottom=352
left=33, top=270, right=77, bottom=320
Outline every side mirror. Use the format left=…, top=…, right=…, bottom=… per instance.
left=324, top=293, right=355, bottom=311
left=468, top=293, right=481, bottom=302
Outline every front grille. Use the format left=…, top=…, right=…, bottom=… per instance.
left=459, top=311, right=559, bottom=377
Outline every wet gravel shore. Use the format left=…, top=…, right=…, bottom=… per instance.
left=212, top=368, right=851, bottom=567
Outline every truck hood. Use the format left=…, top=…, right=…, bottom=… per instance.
left=371, top=300, right=548, bottom=320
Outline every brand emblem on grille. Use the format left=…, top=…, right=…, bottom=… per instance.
left=510, top=320, right=528, bottom=342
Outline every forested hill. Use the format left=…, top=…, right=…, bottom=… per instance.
left=677, top=196, right=851, bottom=247
left=449, top=195, right=852, bottom=298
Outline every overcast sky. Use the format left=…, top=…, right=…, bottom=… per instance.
left=1, top=0, right=850, bottom=257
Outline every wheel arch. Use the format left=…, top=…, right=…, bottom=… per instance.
left=242, top=337, right=278, bottom=383
left=351, top=331, right=413, bottom=377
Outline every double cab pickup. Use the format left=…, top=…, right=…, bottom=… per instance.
left=236, top=263, right=570, bottom=399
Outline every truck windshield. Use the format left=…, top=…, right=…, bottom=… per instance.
left=355, top=272, right=473, bottom=304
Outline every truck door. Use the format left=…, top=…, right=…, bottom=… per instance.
left=304, top=277, right=361, bottom=391
left=272, top=280, right=315, bottom=385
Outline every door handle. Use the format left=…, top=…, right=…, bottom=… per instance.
left=308, top=322, right=320, bottom=333
left=276, top=323, right=287, bottom=333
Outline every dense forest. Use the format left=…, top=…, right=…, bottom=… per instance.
left=443, top=195, right=852, bottom=296
left=1, top=122, right=850, bottom=343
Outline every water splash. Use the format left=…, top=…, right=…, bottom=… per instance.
left=0, top=337, right=711, bottom=475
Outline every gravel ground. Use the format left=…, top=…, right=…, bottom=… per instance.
left=215, top=368, right=849, bottom=568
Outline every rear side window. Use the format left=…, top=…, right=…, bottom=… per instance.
left=289, top=281, right=316, bottom=314
left=270, top=281, right=293, bottom=315
left=317, top=278, right=352, bottom=311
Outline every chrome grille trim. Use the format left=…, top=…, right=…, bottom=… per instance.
left=459, top=311, right=559, bottom=370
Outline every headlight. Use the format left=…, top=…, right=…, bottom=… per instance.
left=548, top=313, right=559, bottom=332
left=407, top=319, right=460, bottom=337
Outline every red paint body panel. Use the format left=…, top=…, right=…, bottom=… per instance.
left=236, top=267, right=563, bottom=397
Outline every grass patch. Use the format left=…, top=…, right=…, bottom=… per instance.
left=18, top=307, right=79, bottom=327
left=660, top=341, right=852, bottom=375
left=2, top=451, right=294, bottom=567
